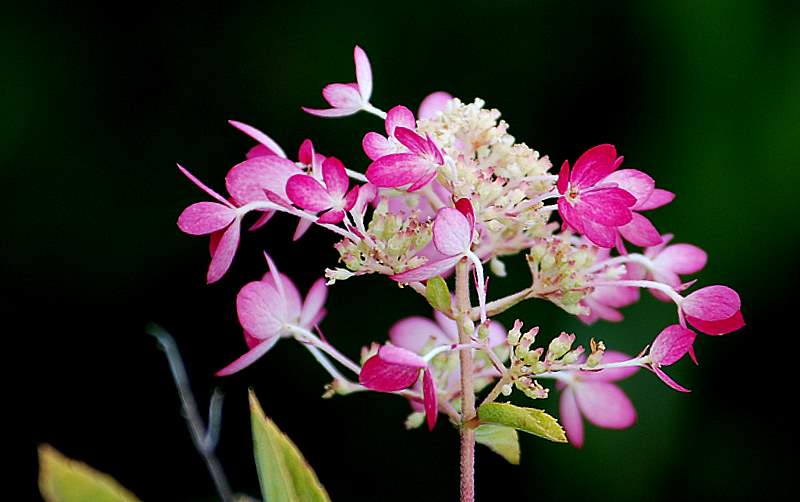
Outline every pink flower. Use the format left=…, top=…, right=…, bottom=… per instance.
left=176, top=164, right=245, bottom=284
left=648, top=324, right=696, bottom=392
left=216, top=253, right=327, bottom=376
left=557, top=144, right=638, bottom=248
left=642, top=234, right=707, bottom=301
left=285, top=157, right=360, bottom=224
left=362, top=105, right=416, bottom=161
left=365, top=126, right=444, bottom=192
left=302, top=46, right=374, bottom=118
left=359, top=344, right=439, bottom=430
left=558, top=351, right=639, bottom=448
left=680, top=285, right=744, bottom=336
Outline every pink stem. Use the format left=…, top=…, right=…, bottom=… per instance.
left=455, top=259, right=475, bottom=502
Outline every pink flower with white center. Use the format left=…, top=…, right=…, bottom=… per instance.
left=391, top=199, right=488, bottom=321
left=302, top=46, right=376, bottom=118
left=641, top=234, right=707, bottom=301
left=285, top=157, right=360, bottom=224
left=359, top=344, right=439, bottom=430
left=558, top=351, right=639, bottom=448
left=216, top=253, right=327, bottom=376
left=680, top=285, right=744, bottom=336
left=648, top=324, right=696, bottom=392
left=365, top=125, right=445, bottom=192
left=177, top=164, right=250, bottom=284
left=557, top=144, right=638, bottom=248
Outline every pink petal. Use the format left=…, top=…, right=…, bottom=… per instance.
left=433, top=207, right=472, bottom=256
left=579, top=351, right=640, bottom=382
left=359, top=345, right=426, bottom=392
left=366, top=153, right=434, bottom=188
left=423, top=368, right=438, bottom=431
left=207, top=219, right=241, bottom=283
left=418, top=91, right=452, bottom=120
left=591, top=284, right=640, bottom=308
left=654, top=243, right=707, bottom=275
left=354, top=45, right=372, bottom=100
left=559, top=387, right=584, bottom=448
left=454, top=198, right=476, bottom=234
left=652, top=366, right=691, bottom=392
left=391, top=255, right=463, bottom=283
left=651, top=324, right=696, bottom=365
left=576, top=187, right=636, bottom=226
left=302, top=106, right=361, bottom=118
left=228, top=120, right=287, bottom=158
left=344, top=186, right=360, bottom=211
left=226, top=156, right=302, bottom=204
left=177, top=164, right=233, bottom=207
left=557, top=198, right=584, bottom=233
left=637, top=189, right=675, bottom=211
left=487, top=321, right=508, bottom=348
left=322, top=157, right=349, bottom=197
left=178, top=202, right=236, bottom=235
left=618, top=212, right=663, bottom=247
left=362, top=132, right=394, bottom=161
left=575, top=381, right=636, bottom=429
left=246, top=144, right=278, bottom=159
left=236, top=281, right=286, bottom=340
left=322, top=83, right=362, bottom=108
left=385, top=105, right=416, bottom=136
left=298, top=139, right=314, bottom=165
left=260, top=255, right=302, bottom=324
left=557, top=160, right=570, bottom=194
left=351, top=182, right=377, bottom=215
left=682, top=285, right=741, bottom=321
left=433, top=310, right=459, bottom=341
left=316, top=209, right=344, bottom=224
left=581, top=220, right=618, bottom=248
left=292, top=219, right=313, bottom=241
left=300, top=278, right=328, bottom=328
left=579, top=297, right=622, bottom=324
left=686, top=311, right=745, bottom=336
left=249, top=210, right=275, bottom=231
left=603, top=169, right=655, bottom=207
left=215, top=336, right=279, bottom=376
left=406, top=169, right=437, bottom=192
left=286, top=174, right=332, bottom=211
left=570, top=144, right=619, bottom=188
left=389, top=317, right=446, bottom=353
left=394, top=127, right=429, bottom=157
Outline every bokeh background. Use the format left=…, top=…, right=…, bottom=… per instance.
left=5, top=0, right=798, bottom=500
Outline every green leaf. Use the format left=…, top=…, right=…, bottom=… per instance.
left=249, top=390, right=331, bottom=502
left=478, top=402, right=567, bottom=443
left=425, top=276, right=451, bottom=314
left=38, top=445, right=140, bottom=502
left=475, top=425, right=520, bottom=464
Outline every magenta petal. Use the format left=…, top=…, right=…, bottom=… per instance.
left=354, top=45, right=372, bottom=100
left=559, top=387, right=584, bottom=448
left=302, top=106, right=361, bottom=118
left=177, top=164, right=233, bottom=207
left=359, top=346, right=425, bottom=392
left=433, top=207, right=472, bottom=256
left=178, top=202, right=236, bottom=235
left=378, top=344, right=426, bottom=369
left=406, top=169, right=437, bottom=192
left=579, top=351, right=640, bottom=382
left=292, top=218, right=313, bottom=241
left=682, top=285, right=741, bottom=321
left=686, top=311, right=745, bottom=336
left=654, top=243, right=707, bottom=275
left=418, top=91, right=452, bottom=120
left=619, top=212, right=663, bottom=247
left=321, top=157, right=349, bottom=197
left=604, top=169, right=655, bottom=206
left=226, top=155, right=302, bottom=204
left=650, top=324, right=696, bottom=365
left=571, top=144, right=618, bottom=188
left=581, top=220, right=618, bottom=248
left=317, top=209, right=345, bottom=224
left=215, top=336, right=279, bottom=376
left=362, top=132, right=393, bottom=161
left=557, top=160, right=570, bottom=194
left=423, top=368, right=438, bottom=431
left=207, top=219, right=241, bottom=283
left=637, top=188, right=675, bottom=210
left=322, top=83, right=362, bottom=108
left=558, top=198, right=584, bottom=233
left=228, top=120, right=287, bottom=158
left=576, top=187, right=636, bottom=226
left=575, top=382, right=636, bottom=429
left=394, top=127, right=429, bottom=156
left=300, top=278, right=328, bottom=328
left=389, top=316, right=447, bottom=353
left=249, top=210, right=275, bottom=231
left=652, top=366, right=691, bottom=392
left=236, top=281, right=285, bottom=339
left=366, top=153, right=431, bottom=188
left=385, top=105, right=416, bottom=135
left=298, top=139, right=314, bottom=165
left=285, top=174, right=332, bottom=211
left=454, top=198, right=476, bottom=233
left=391, top=255, right=463, bottom=283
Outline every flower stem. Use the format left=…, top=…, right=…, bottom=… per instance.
left=454, top=259, right=476, bottom=502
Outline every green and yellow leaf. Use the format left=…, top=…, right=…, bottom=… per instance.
left=478, top=402, right=567, bottom=443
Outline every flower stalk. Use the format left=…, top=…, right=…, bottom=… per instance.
left=454, top=259, right=476, bottom=502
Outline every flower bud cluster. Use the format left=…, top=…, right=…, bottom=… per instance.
left=527, top=237, right=597, bottom=314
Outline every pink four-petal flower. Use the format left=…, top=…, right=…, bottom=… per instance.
left=302, top=46, right=374, bottom=118
left=365, top=126, right=444, bottom=192
left=648, top=324, right=696, bottom=392
left=286, top=157, right=360, bottom=224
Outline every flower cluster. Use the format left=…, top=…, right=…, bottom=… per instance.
left=175, top=44, right=744, bottom=479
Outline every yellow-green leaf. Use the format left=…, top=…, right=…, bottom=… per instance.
left=425, top=276, right=451, bottom=314
left=478, top=402, right=567, bottom=443
left=475, top=424, right=520, bottom=464
left=38, top=445, right=140, bottom=502
left=249, top=390, right=331, bottom=502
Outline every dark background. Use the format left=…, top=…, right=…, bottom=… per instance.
left=5, top=0, right=798, bottom=500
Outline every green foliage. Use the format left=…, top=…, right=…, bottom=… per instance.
left=249, top=390, right=331, bottom=502
left=475, top=424, right=520, bottom=465
left=425, top=276, right=451, bottom=314
left=38, top=445, right=140, bottom=502
left=478, top=402, right=567, bottom=443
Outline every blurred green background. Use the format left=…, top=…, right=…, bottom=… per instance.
left=5, top=0, right=798, bottom=500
